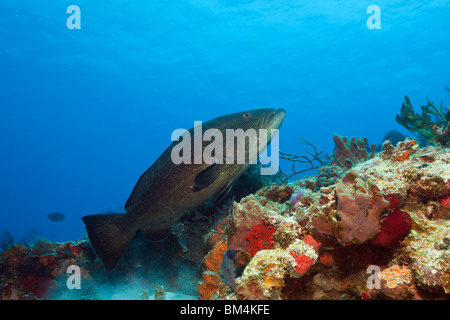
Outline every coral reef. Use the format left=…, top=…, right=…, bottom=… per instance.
left=197, top=271, right=221, bottom=300
left=228, top=194, right=274, bottom=257
left=0, top=236, right=200, bottom=300
left=379, top=265, right=415, bottom=299
left=154, top=284, right=166, bottom=300
left=0, top=239, right=97, bottom=300
left=193, top=138, right=449, bottom=300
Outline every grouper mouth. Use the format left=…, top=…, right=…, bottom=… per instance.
left=264, top=108, right=286, bottom=132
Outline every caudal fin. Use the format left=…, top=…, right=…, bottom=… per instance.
left=81, top=213, right=134, bottom=271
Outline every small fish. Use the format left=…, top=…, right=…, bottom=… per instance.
left=221, top=249, right=237, bottom=290
left=82, top=108, right=286, bottom=271
left=45, top=212, right=66, bottom=222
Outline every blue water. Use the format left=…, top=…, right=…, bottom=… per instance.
left=1, top=1, right=449, bottom=242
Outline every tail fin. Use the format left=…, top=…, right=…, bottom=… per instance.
left=81, top=213, right=134, bottom=271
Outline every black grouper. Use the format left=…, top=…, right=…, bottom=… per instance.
left=82, top=108, right=286, bottom=271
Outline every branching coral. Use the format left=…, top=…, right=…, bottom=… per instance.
left=279, top=138, right=331, bottom=180
left=396, top=96, right=450, bottom=147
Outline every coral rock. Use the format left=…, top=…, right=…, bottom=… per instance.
left=316, top=166, right=343, bottom=189
left=229, top=194, right=277, bottom=254
left=0, top=239, right=96, bottom=300
left=380, top=265, right=414, bottom=299
left=257, top=185, right=294, bottom=203
left=404, top=213, right=450, bottom=293
left=235, top=238, right=319, bottom=299
left=301, top=235, right=321, bottom=253
left=235, top=278, right=268, bottom=300
left=380, top=138, right=418, bottom=161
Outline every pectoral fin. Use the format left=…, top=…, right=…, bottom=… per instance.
left=193, top=163, right=222, bottom=191
left=212, top=182, right=233, bottom=203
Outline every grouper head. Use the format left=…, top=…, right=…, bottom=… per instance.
left=82, top=108, right=286, bottom=271
left=174, top=108, right=286, bottom=166
left=204, top=108, right=285, bottom=134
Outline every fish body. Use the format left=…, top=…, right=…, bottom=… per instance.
left=45, top=212, right=66, bottom=222
left=221, top=249, right=237, bottom=290
left=82, top=108, right=286, bottom=271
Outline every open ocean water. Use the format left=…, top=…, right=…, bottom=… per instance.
left=0, top=1, right=449, bottom=248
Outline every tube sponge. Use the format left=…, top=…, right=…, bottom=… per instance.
left=311, top=171, right=389, bottom=245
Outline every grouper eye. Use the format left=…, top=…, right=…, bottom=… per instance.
left=242, top=112, right=251, bottom=118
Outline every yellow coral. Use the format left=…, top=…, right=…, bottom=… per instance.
left=263, top=263, right=284, bottom=289
left=264, top=274, right=284, bottom=289
left=381, top=265, right=411, bottom=289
